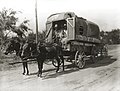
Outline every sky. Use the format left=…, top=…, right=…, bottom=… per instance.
left=0, top=0, right=120, bottom=33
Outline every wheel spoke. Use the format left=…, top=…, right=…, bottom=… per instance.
left=75, top=51, right=86, bottom=69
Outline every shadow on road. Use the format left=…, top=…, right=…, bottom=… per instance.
left=29, top=68, right=57, bottom=76
left=29, top=63, right=79, bottom=79
left=42, top=64, right=79, bottom=80
left=85, top=55, right=117, bottom=68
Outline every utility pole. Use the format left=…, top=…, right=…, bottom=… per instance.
left=35, top=0, right=38, bottom=44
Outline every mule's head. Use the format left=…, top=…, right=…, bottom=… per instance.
left=4, top=40, right=15, bottom=55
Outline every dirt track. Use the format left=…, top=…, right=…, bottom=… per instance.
left=0, top=45, right=120, bottom=91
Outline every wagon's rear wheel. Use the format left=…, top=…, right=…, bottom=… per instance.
left=91, top=46, right=98, bottom=63
left=91, top=55, right=96, bottom=63
left=75, top=51, right=86, bottom=69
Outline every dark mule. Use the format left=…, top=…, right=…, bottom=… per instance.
left=21, top=41, right=38, bottom=75
left=36, top=42, right=64, bottom=77
left=4, top=38, right=32, bottom=75
left=20, top=41, right=31, bottom=75
left=21, top=41, right=64, bottom=77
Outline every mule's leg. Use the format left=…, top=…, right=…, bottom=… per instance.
left=25, top=62, right=29, bottom=75
left=37, top=59, right=44, bottom=77
left=56, top=56, right=60, bottom=72
left=37, top=60, right=40, bottom=77
left=60, top=56, right=64, bottom=71
left=22, top=63, right=26, bottom=75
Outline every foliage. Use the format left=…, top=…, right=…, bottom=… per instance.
left=0, top=8, right=18, bottom=31
left=11, top=20, right=31, bottom=39
left=27, top=30, right=46, bottom=42
left=0, top=8, right=31, bottom=44
left=0, top=8, right=17, bottom=40
left=100, top=29, right=120, bottom=44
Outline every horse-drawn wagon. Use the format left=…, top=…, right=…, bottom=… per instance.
left=4, top=12, right=108, bottom=77
left=45, top=12, right=108, bottom=68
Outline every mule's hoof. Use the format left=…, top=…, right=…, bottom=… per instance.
left=26, top=73, right=29, bottom=75
left=37, top=74, right=39, bottom=77
left=56, top=70, right=60, bottom=73
left=37, top=74, right=42, bottom=78
left=22, top=73, right=25, bottom=75
left=37, top=74, right=40, bottom=77
left=40, top=75, right=42, bottom=78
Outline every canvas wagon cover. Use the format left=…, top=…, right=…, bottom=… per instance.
left=46, top=12, right=101, bottom=44
left=47, top=12, right=75, bottom=22
left=75, top=16, right=100, bottom=39
left=87, top=21, right=100, bottom=39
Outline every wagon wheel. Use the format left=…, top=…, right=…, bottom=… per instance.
left=102, top=45, right=108, bottom=57
left=52, top=57, right=62, bottom=67
left=75, top=51, right=86, bottom=69
left=91, top=55, right=96, bottom=63
left=91, top=46, right=98, bottom=63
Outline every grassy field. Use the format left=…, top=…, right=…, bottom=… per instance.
left=0, top=53, right=22, bottom=71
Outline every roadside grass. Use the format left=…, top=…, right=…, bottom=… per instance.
left=0, top=52, right=37, bottom=71
left=0, top=53, right=22, bottom=71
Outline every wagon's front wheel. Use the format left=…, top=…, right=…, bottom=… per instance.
left=75, top=51, right=86, bottom=69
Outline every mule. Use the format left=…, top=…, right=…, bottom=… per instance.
left=36, top=42, right=64, bottom=77
left=21, top=41, right=38, bottom=75
left=4, top=38, right=33, bottom=75
left=22, top=41, right=64, bottom=77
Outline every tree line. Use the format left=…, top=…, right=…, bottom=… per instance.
left=100, top=29, right=120, bottom=44
left=0, top=8, right=45, bottom=46
left=0, top=8, right=120, bottom=47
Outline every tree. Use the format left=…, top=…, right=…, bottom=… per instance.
left=100, top=31, right=109, bottom=44
left=0, top=8, right=31, bottom=42
left=108, top=29, right=120, bottom=44
left=0, top=8, right=18, bottom=58
left=100, top=29, right=120, bottom=44
left=0, top=8, right=32, bottom=59
left=27, top=30, right=46, bottom=42
left=11, top=20, right=32, bottom=41
left=0, top=8, right=18, bottom=40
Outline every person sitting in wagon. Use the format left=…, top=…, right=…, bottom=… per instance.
left=53, top=24, right=62, bottom=46
left=60, top=24, right=67, bottom=48
left=53, top=24, right=67, bottom=49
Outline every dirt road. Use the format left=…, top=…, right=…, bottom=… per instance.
left=0, top=45, right=120, bottom=91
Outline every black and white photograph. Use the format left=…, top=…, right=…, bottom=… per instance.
left=0, top=0, right=120, bottom=91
